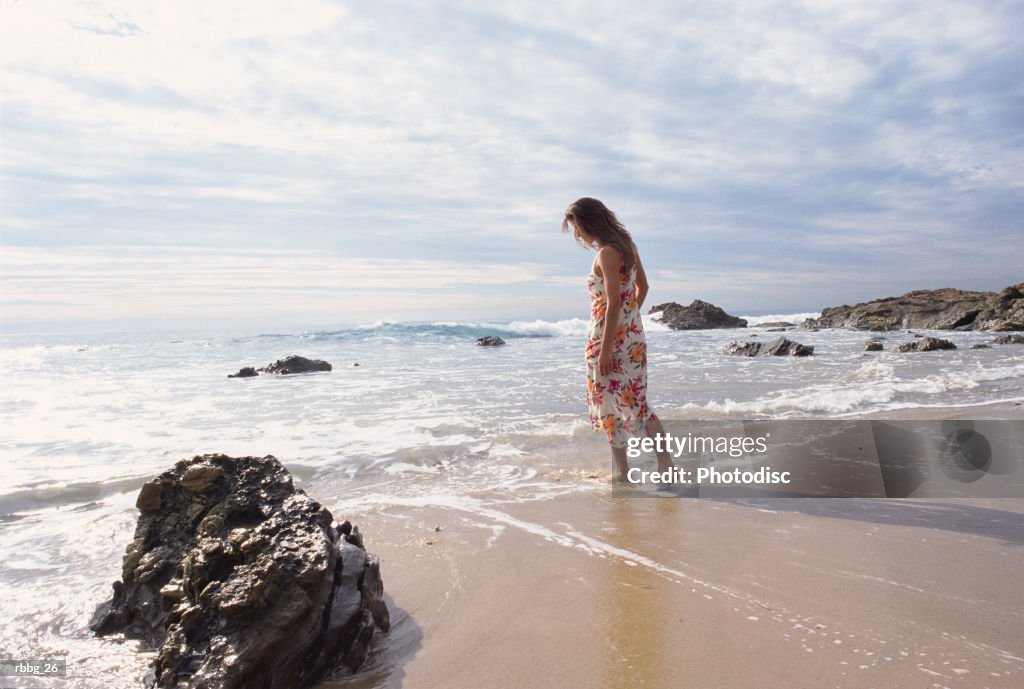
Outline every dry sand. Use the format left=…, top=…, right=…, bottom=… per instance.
left=322, top=476, right=1024, bottom=688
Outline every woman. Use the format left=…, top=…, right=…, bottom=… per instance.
left=563, top=197, right=673, bottom=481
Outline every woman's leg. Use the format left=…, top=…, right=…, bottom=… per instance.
left=644, top=413, right=674, bottom=472
left=611, top=444, right=630, bottom=482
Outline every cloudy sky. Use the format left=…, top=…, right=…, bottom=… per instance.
left=2, top=0, right=1022, bottom=331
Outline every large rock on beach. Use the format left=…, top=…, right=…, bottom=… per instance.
left=896, top=337, right=957, bottom=353
left=650, top=300, right=748, bottom=330
left=802, top=282, right=1023, bottom=331
left=722, top=336, right=814, bottom=357
left=90, top=454, right=389, bottom=689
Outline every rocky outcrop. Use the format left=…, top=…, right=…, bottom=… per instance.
left=650, top=300, right=747, bottom=330
left=974, top=284, right=1024, bottom=331
left=476, top=336, right=506, bottom=347
left=90, top=454, right=388, bottom=689
left=722, top=336, right=814, bottom=357
left=896, top=337, right=957, bottom=353
left=227, top=356, right=332, bottom=378
left=993, top=334, right=1024, bottom=345
left=802, top=282, right=1023, bottom=332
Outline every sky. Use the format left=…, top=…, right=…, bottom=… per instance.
left=2, top=0, right=1022, bottom=332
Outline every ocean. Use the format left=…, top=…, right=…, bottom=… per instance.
left=1, top=313, right=1023, bottom=686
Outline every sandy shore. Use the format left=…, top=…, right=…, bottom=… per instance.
left=319, top=452, right=1024, bottom=688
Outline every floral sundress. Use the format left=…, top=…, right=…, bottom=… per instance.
left=585, top=259, right=658, bottom=448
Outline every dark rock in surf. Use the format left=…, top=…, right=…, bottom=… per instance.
left=970, top=344, right=990, bottom=349
left=722, top=336, right=814, bottom=357
left=90, top=454, right=389, bottom=689
left=649, top=300, right=747, bottom=330
left=896, top=337, right=957, bottom=353
left=757, top=321, right=795, bottom=329
left=228, top=367, right=258, bottom=378
left=260, top=355, right=332, bottom=375
left=993, top=334, right=1024, bottom=345
left=476, top=336, right=506, bottom=347
left=863, top=340, right=883, bottom=352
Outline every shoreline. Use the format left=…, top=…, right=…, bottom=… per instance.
left=324, top=481, right=1024, bottom=688
left=315, top=401, right=1024, bottom=688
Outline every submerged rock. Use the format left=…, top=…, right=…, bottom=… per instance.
left=896, top=337, right=957, bottom=353
left=863, top=340, right=884, bottom=352
left=227, top=366, right=258, bottom=378
left=649, top=300, right=747, bottom=330
left=476, top=336, right=506, bottom=347
left=722, top=336, right=814, bottom=357
left=261, top=355, right=333, bottom=375
left=993, top=333, right=1024, bottom=345
left=90, top=454, right=389, bottom=689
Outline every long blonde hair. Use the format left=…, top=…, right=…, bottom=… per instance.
left=562, top=197, right=636, bottom=274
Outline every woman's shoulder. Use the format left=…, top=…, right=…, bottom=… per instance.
left=596, top=244, right=626, bottom=264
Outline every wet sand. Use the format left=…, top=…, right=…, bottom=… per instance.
left=322, top=474, right=1024, bottom=689
left=847, top=400, right=1024, bottom=420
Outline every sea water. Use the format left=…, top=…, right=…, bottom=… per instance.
left=1, top=314, right=1022, bottom=686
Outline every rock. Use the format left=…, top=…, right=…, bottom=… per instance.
left=896, top=337, right=957, bottom=353
left=649, top=300, right=747, bottom=330
left=863, top=340, right=883, bottom=352
left=973, top=284, right=1024, bottom=331
left=476, top=336, right=506, bottom=347
left=228, top=367, right=258, bottom=378
left=136, top=481, right=163, bottom=512
left=260, top=356, right=332, bottom=375
left=180, top=464, right=223, bottom=493
left=802, top=282, right=1024, bottom=331
left=971, top=344, right=991, bottom=349
left=722, top=336, right=814, bottom=357
left=993, top=334, right=1024, bottom=345
left=90, top=454, right=389, bottom=689
left=757, top=321, right=795, bottom=328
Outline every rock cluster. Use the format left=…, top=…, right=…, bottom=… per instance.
left=90, top=454, right=388, bottom=689
left=722, top=336, right=814, bottom=357
left=476, top=336, right=506, bottom=347
left=650, top=300, right=748, bottom=330
left=228, top=356, right=332, bottom=378
left=896, top=337, right=957, bottom=353
left=802, top=282, right=1024, bottom=332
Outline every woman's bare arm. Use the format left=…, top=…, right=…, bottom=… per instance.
left=596, top=246, right=622, bottom=376
left=634, top=247, right=650, bottom=310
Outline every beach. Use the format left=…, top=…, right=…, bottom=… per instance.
left=318, top=465, right=1024, bottom=689
left=0, top=319, right=1022, bottom=688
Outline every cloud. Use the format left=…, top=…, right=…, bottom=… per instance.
left=1, top=0, right=1021, bottom=327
